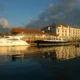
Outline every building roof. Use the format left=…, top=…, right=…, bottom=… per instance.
left=57, top=24, right=70, bottom=27
left=72, top=27, right=80, bottom=29
left=41, top=23, right=56, bottom=30
left=57, top=24, right=80, bottom=29
left=11, top=28, right=45, bottom=34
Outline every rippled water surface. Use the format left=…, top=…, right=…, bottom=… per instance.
left=0, top=45, right=80, bottom=80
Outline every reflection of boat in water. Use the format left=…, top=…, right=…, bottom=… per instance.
left=0, top=46, right=29, bottom=55
left=0, top=35, right=30, bottom=46
left=0, top=46, right=29, bottom=63
left=0, top=45, right=80, bottom=62
left=11, top=50, right=57, bottom=61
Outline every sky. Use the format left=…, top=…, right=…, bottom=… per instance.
left=0, top=0, right=80, bottom=29
left=0, top=0, right=59, bottom=27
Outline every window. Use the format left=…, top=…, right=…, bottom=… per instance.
left=4, top=37, right=10, bottom=38
left=8, top=39, right=19, bottom=41
left=48, top=27, right=51, bottom=30
left=57, top=29, right=59, bottom=32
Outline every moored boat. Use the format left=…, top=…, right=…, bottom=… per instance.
left=0, top=35, right=30, bottom=46
left=34, top=37, right=69, bottom=47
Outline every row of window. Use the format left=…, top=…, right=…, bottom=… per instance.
left=0, top=42, right=13, bottom=43
left=57, top=29, right=80, bottom=34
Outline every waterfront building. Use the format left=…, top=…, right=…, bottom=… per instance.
left=11, top=28, right=47, bottom=42
left=11, top=24, right=80, bottom=42
left=41, top=23, right=61, bottom=40
left=11, top=27, right=62, bottom=42
left=41, top=23, right=56, bottom=33
left=41, top=24, right=80, bottom=41
left=56, top=24, right=80, bottom=41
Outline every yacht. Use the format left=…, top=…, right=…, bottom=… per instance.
left=35, top=37, right=68, bottom=43
left=0, top=35, right=30, bottom=46
left=34, top=37, right=69, bottom=47
left=44, top=37, right=67, bottom=43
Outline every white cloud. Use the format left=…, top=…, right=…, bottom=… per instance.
left=0, top=17, right=10, bottom=28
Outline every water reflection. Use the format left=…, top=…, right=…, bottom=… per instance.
left=24, top=46, right=80, bottom=60
left=55, top=46, right=80, bottom=60
left=0, top=46, right=29, bottom=64
left=0, top=45, right=80, bottom=63
left=43, top=51, right=56, bottom=60
left=0, top=46, right=29, bottom=55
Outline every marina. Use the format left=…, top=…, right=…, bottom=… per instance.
left=0, top=0, right=80, bottom=79
left=0, top=27, right=80, bottom=80
left=0, top=45, right=80, bottom=80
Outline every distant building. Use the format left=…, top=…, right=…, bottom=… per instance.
left=56, top=24, right=80, bottom=41
left=41, top=24, right=80, bottom=41
left=41, top=23, right=56, bottom=33
left=11, top=24, right=80, bottom=42
left=11, top=28, right=46, bottom=41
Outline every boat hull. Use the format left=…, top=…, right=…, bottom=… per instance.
left=34, top=40, right=70, bottom=47
left=34, top=40, right=69, bottom=44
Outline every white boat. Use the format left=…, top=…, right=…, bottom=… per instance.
left=43, top=37, right=68, bottom=43
left=0, top=35, right=30, bottom=46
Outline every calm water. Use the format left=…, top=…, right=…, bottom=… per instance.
left=0, top=45, right=80, bottom=80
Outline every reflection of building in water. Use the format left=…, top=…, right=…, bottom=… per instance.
left=0, top=46, right=80, bottom=63
left=11, top=46, right=80, bottom=60
left=55, top=46, right=80, bottom=60
left=76, top=47, right=80, bottom=56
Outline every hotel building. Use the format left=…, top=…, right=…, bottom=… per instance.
left=41, top=24, right=80, bottom=41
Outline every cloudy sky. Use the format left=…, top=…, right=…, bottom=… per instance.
left=0, top=0, right=80, bottom=29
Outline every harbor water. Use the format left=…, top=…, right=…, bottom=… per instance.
left=0, top=45, right=80, bottom=80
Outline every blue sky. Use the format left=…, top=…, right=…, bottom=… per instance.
left=0, top=0, right=59, bottom=27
